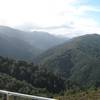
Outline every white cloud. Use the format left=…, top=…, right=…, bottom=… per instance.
left=0, top=0, right=100, bottom=37
left=0, top=0, right=77, bottom=26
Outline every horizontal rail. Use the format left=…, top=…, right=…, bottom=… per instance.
left=0, top=90, right=56, bottom=100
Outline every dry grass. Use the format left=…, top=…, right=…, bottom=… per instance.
left=55, top=89, right=100, bottom=100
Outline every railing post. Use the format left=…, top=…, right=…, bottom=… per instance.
left=13, top=96, right=17, bottom=100
left=6, top=94, right=9, bottom=100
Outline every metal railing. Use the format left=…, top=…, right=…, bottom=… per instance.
left=0, top=90, right=56, bottom=100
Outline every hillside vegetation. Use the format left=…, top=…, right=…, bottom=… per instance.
left=37, top=34, right=100, bottom=87
left=56, top=88, right=100, bottom=100
left=1, top=33, right=100, bottom=99
left=0, top=56, right=65, bottom=96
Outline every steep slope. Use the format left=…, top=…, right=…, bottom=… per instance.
left=0, top=26, right=67, bottom=51
left=0, top=26, right=41, bottom=60
left=0, top=36, right=39, bottom=60
left=37, top=34, right=100, bottom=86
left=0, top=26, right=67, bottom=60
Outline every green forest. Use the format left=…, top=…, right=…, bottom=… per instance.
left=0, top=56, right=66, bottom=97
left=0, top=32, right=100, bottom=99
left=0, top=55, right=100, bottom=99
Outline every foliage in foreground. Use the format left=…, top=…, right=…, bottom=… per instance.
left=56, top=88, right=100, bottom=100
left=0, top=56, right=65, bottom=96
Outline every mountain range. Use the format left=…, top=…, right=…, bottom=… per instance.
left=0, top=26, right=68, bottom=60
left=1, top=25, right=100, bottom=89
left=37, top=34, right=100, bottom=87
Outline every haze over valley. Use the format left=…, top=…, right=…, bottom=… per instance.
left=0, top=26, right=68, bottom=60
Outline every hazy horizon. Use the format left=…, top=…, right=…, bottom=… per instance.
left=0, top=0, right=100, bottom=37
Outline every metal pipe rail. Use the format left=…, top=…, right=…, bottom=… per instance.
left=0, top=90, right=56, bottom=100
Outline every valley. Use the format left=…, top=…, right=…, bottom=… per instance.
left=0, top=26, right=100, bottom=99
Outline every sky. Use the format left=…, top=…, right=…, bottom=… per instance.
left=0, top=0, right=100, bottom=37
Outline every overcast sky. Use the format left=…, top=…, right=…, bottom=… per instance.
left=0, top=0, right=100, bottom=37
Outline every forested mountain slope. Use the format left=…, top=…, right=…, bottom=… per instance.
left=0, top=26, right=67, bottom=60
left=0, top=56, right=65, bottom=95
left=37, top=34, right=100, bottom=87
